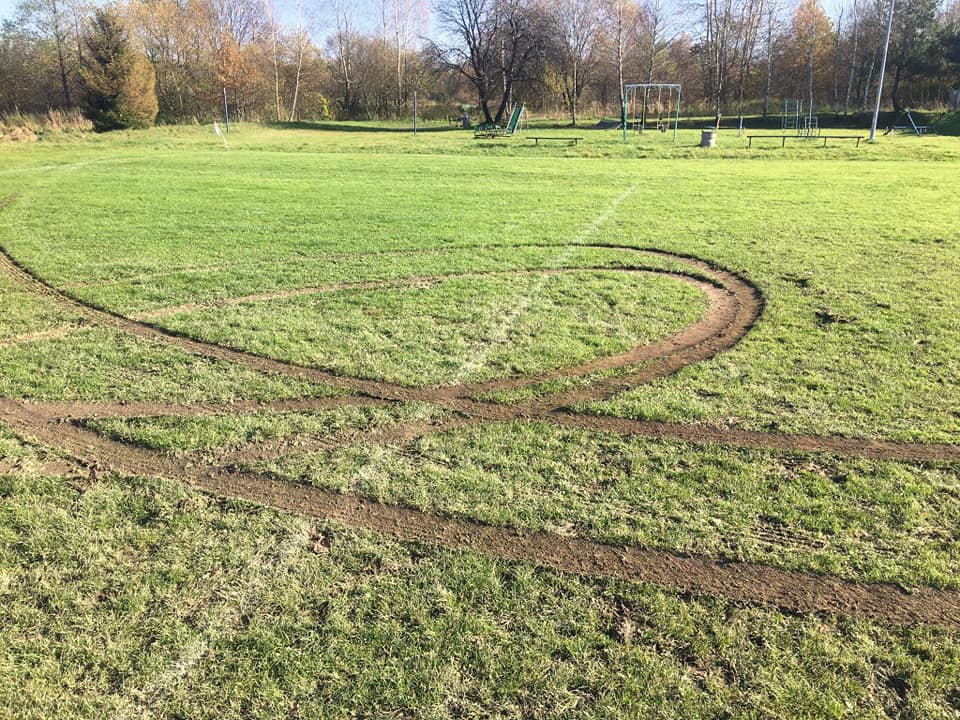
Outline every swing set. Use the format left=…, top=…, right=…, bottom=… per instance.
left=622, top=83, right=681, bottom=144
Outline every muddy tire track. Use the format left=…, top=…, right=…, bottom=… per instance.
left=2, top=397, right=959, bottom=630
left=3, top=190, right=960, bottom=628
left=542, top=414, right=960, bottom=463
left=0, top=240, right=755, bottom=406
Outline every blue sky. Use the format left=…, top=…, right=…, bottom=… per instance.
left=0, top=0, right=17, bottom=24
left=0, top=0, right=853, bottom=44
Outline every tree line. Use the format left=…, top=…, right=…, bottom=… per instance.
left=2, top=0, right=959, bottom=129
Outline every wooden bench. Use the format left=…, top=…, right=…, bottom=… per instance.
left=528, top=136, right=583, bottom=146
left=747, top=134, right=865, bottom=148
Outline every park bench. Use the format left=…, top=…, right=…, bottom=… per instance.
left=883, top=109, right=934, bottom=136
left=527, top=136, right=583, bottom=146
left=747, top=134, right=865, bottom=148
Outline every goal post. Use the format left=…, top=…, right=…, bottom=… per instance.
left=622, top=83, right=681, bottom=144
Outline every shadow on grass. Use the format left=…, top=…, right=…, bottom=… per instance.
left=266, top=121, right=467, bottom=134
left=266, top=119, right=617, bottom=133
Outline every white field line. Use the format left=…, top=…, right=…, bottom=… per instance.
left=0, top=323, right=84, bottom=349
left=330, top=187, right=640, bottom=493
left=117, top=518, right=312, bottom=718
left=450, top=182, right=642, bottom=384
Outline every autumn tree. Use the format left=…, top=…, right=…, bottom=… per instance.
left=777, top=0, right=832, bottom=111
left=888, top=0, right=940, bottom=109
left=80, top=8, right=158, bottom=130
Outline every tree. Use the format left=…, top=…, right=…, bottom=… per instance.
left=5, top=0, right=87, bottom=108
left=431, top=0, right=543, bottom=124
left=777, top=0, right=832, bottom=109
left=601, top=0, right=636, bottom=119
left=323, top=0, right=359, bottom=118
left=942, top=1, right=960, bottom=108
left=549, top=0, right=601, bottom=125
left=888, top=0, right=940, bottom=110
left=80, top=8, right=158, bottom=131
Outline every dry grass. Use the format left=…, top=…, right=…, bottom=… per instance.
left=0, top=108, right=92, bottom=142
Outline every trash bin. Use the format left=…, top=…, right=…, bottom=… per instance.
left=700, top=128, right=717, bottom=148
left=461, top=114, right=471, bottom=129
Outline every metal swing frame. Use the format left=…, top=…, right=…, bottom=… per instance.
left=622, top=83, right=681, bottom=144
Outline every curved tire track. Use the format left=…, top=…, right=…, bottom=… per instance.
left=2, top=192, right=960, bottom=629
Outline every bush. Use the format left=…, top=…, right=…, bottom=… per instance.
left=935, top=112, right=960, bottom=136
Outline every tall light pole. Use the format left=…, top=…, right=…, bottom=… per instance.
left=869, top=0, right=896, bottom=141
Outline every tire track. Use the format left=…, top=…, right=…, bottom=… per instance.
left=0, top=241, right=747, bottom=405
left=2, top=397, right=958, bottom=631
left=0, top=323, right=85, bottom=349
left=3, top=190, right=960, bottom=628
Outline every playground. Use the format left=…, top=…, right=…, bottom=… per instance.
left=1, top=123, right=959, bottom=717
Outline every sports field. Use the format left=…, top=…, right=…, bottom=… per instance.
left=1, top=123, right=959, bottom=717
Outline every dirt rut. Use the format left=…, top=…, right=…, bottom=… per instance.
left=2, top=194, right=960, bottom=629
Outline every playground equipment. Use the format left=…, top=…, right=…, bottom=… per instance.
left=622, top=83, right=681, bottom=144
left=474, top=105, right=524, bottom=139
left=883, top=109, right=933, bottom=136
left=782, top=99, right=800, bottom=131
left=783, top=99, right=818, bottom=136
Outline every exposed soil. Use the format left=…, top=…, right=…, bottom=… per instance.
left=2, top=399, right=958, bottom=631
left=2, top=191, right=960, bottom=629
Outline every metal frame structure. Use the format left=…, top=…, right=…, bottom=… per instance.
left=622, top=83, right=681, bottom=144
left=782, top=99, right=800, bottom=131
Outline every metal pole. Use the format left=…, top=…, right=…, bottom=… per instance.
left=622, top=87, right=628, bottom=143
left=869, top=0, right=896, bottom=142
left=674, top=85, right=680, bottom=144
left=413, top=91, right=418, bottom=134
left=223, top=87, right=230, bottom=133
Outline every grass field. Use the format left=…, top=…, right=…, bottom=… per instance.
left=1, top=121, right=959, bottom=718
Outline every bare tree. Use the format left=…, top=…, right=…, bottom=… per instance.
left=832, top=5, right=843, bottom=111
left=17, top=0, right=77, bottom=105
left=700, top=0, right=734, bottom=127
left=761, top=0, right=777, bottom=116
left=640, top=0, right=674, bottom=126
left=550, top=0, right=601, bottom=124
left=323, top=0, right=359, bottom=117
left=843, top=0, right=860, bottom=114
left=288, top=0, right=307, bottom=119
left=264, top=0, right=281, bottom=120
left=602, top=0, right=634, bottom=121
left=388, top=0, right=427, bottom=110
left=431, top=0, right=541, bottom=123
left=733, top=0, right=765, bottom=128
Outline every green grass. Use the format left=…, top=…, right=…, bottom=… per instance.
left=0, top=121, right=959, bottom=716
left=89, top=403, right=447, bottom=454
left=1, top=469, right=959, bottom=719
left=3, top=132, right=959, bottom=436
left=157, top=271, right=705, bottom=386
left=91, top=410, right=960, bottom=591
left=0, top=274, right=83, bottom=340
left=0, top=327, right=341, bottom=402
